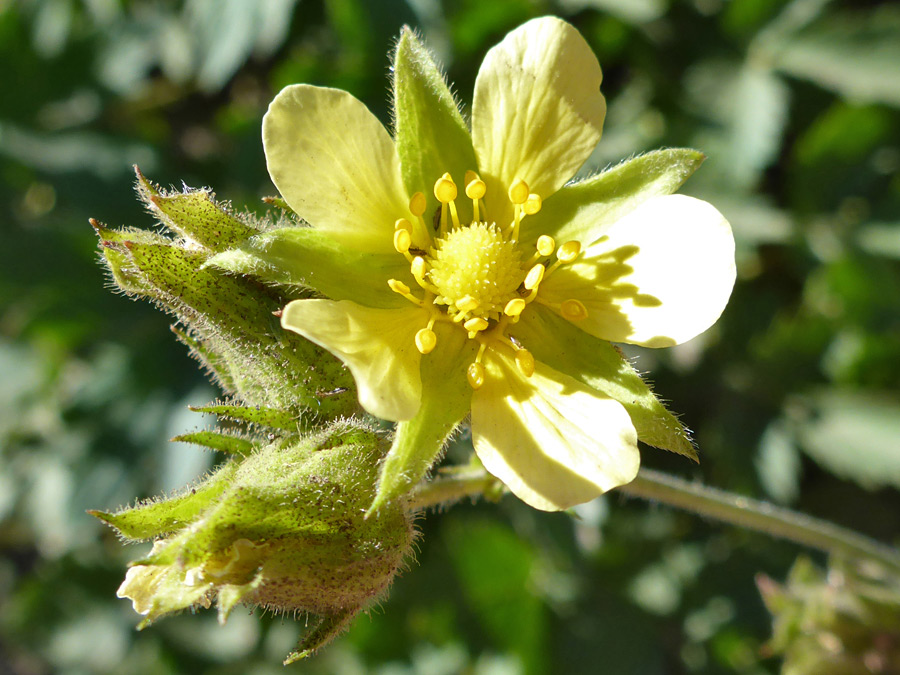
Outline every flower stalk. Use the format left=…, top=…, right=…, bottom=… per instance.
left=412, top=466, right=900, bottom=574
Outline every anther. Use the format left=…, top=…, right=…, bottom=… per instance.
left=557, top=241, right=582, bottom=263
left=463, top=317, right=489, bottom=337
left=410, top=256, right=427, bottom=280
left=395, top=218, right=412, bottom=232
left=465, top=177, right=486, bottom=200
left=388, top=279, right=411, bottom=296
left=456, top=295, right=479, bottom=313
left=560, top=299, right=589, bottom=321
left=504, top=298, right=526, bottom=317
left=524, top=264, right=545, bottom=291
left=415, top=328, right=437, bottom=354
left=515, top=349, right=535, bottom=377
left=509, top=179, right=529, bottom=205
left=523, top=193, right=542, bottom=215
left=434, top=173, right=457, bottom=203
left=393, top=228, right=411, bottom=254
left=467, top=362, right=485, bottom=390
left=409, top=192, right=427, bottom=217
left=536, top=235, right=555, bottom=257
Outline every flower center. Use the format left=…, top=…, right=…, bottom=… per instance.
left=428, top=223, right=525, bottom=322
left=387, top=171, right=587, bottom=389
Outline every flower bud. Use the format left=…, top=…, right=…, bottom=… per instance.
left=93, top=421, right=413, bottom=663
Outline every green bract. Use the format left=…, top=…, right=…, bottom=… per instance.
left=209, top=17, right=736, bottom=512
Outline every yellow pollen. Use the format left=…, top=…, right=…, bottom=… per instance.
left=515, top=349, right=535, bottom=377
left=524, top=264, right=545, bottom=290
left=509, top=179, right=529, bottom=205
left=560, top=298, right=589, bottom=321
left=409, top=192, right=426, bottom=217
left=467, top=362, right=485, bottom=390
left=504, top=298, right=526, bottom=317
left=434, top=173, right=457, bottom=203
left=536, top=235, right=555, bottom=257
left=557, top=240, right=582, bottom=263
left=415, top=328, right=437, bottom=354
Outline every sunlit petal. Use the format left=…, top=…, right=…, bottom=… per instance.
left=540, top=194, right=735, bottom=347
left=281, top=299, right=425, bottom=421
left=471, top=350, right=639, bottom=511
left=472, top=17, right=606, bottom=222
left=263, top=85, right=409, bottom=253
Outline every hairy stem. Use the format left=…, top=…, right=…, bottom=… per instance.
left=412, top=466, right=900, bottom=573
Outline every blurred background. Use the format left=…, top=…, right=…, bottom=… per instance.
left=1, top=0, right=899, bottom=673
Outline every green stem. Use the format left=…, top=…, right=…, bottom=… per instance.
left=412, top=467, right=900, bottom=573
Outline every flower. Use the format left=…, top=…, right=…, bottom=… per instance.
left=228, top=17, right=735, bottom=512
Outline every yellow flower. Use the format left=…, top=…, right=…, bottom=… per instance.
left=224, top=17, right=735, bottom=512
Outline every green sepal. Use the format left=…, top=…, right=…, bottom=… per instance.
left=189, top=402, right=301, bottom=432
left=393, top=27, right=478, bottom=219
left=284, top=608, right=357, bottom=665
left=522, top=148, right=707, bottom=248
left=517, top=307, right=697, bottom=461
left=120, top=239, right=356, bottom=415
left=92, top=219, right=167, bottom=297
left=170, top=325, right=237, bottom=394
left=206, top=227, right=410, bottom=309
left=89, top=462, right=239, bottom=540
left=262, top=195, right=293, bottom=213
left=135, top=166, right=260, bottom=251
left=171, top=430, right=257, bottom=456
left=368, top=327, right=477, bottom=515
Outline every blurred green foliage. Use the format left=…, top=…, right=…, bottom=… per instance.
left=1, top=0, right=898, bottom=673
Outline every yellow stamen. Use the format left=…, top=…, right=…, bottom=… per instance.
left=467, top=362, right=485, bottom=389
left=524, top=264, right=545, bottom=291
left=387, top=278, right=423, bottom=306
left=515, top=349, right=535, bottom=377
left=557, top=240, right=581, bottom=263
left=434, top=173, right=457, bottom=203
left=536, top=235, right=555, bottom=257
left=411, top=255, right=427, bottom=280
left=409, top=192, right=426, bottom=217
left=523, top=193, right=542, bottom=215
left=393, top=228, right=411, bottom=254
left=508, top=179, right=529, bottom=205
left=415, top=328, right=437, bottom=354
left=465, top=177, right=486, bottom=200
left=504, top=298, right=526, bottom=317
left=560, top=298, right=589, bottom=321
left=463, top=317, right=489, bottom=338
left=456, top=295, right=479, bottom=313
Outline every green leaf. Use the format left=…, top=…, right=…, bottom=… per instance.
left=171, top=430, right=257, bottom=456
left=517, top=307, right=697, bottom=460
left=522, top=148, right=706, bottom=248
left=189, top=403, right=302, bottom=431
left=206, top=227, right=410, bottom=309
left=136, top=167, right=261, bottom=250
left=769, top=6, right=900, bottom=107
left=393, top=27, right=478, bottom=218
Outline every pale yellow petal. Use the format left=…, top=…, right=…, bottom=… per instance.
left=280, top=299, right=425, bottom=421
left=263, top=85, right=409, bottom=253
left=471, top=350, right=639, bottom=511
left=540, top=194, right=735, bottom=347
left=472, top=17, right=606, bottom=221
